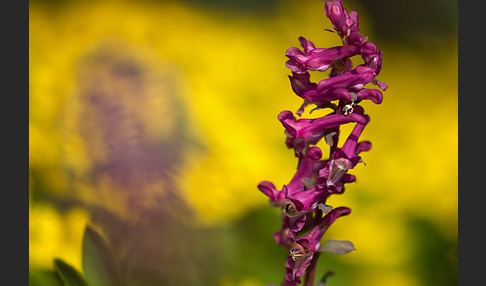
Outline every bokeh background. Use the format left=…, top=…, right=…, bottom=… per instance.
left=29, top=0, right=458, bottom=285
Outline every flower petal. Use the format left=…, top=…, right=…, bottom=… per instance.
left=279, top=110, right=368, bottom=139
left=356, top=88, right=383, bottom=104
left=257, top=181, right=285, bottom=205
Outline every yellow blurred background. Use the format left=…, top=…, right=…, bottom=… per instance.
left=29, top=0, right=457, bottom=285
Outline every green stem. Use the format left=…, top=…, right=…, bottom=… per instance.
left=304, top=251, right=321, bottom=286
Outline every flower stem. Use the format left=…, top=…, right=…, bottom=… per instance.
left=304, top=251, right=321, bottom=286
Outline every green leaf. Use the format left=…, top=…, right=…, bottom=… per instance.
left=54, top=258, right=88, bottom=286
left=30, top=266, right=63, bottom=286
left=319, top=239, right=357, bottom=254
left=82, top=224, right=123, bottom=286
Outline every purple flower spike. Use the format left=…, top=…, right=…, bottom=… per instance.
left=259, top=1, right=385, bottom=284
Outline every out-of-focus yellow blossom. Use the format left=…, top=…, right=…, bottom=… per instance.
left=29, top=202, right=90, bottom=272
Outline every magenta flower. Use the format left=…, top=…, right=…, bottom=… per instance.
left=258, top=1, right=386, bottom=284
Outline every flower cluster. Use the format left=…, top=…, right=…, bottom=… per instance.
left=258, top=1, right=387, bottom=285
